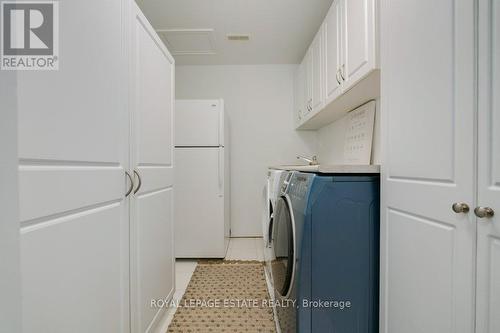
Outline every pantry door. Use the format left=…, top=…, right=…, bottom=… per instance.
left=476, top=1, right=500, bottom=332
left=17, top=0, right=130, bottom=332
left=130, top=3, right=175, bottom=333
left=380, top=0, right=476, bottom=332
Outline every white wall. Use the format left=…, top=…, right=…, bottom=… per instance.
left=176, top=65, right=318, bottom=237
left=0, top=72, right=22, bottom=331
left=317, top=100, right=381, bottom=165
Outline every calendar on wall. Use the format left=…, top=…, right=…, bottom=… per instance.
left=343, top=101, right=376, bottom=165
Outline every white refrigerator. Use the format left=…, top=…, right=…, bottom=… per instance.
left=174, top=99, right=230, bottom=258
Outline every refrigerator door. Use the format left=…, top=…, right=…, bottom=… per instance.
left=175, top=100, right=222, bottom=146
left=174, top=147, right=226, bottom=258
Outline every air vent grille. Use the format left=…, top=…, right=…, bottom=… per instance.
left=227, top=34, right=250, bottom=41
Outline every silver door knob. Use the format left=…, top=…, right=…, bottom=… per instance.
left=452, top=202, right=470, bottom=214
left=474, top=206, right=495, bottom=219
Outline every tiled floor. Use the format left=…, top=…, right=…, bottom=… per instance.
left=156, top=237, right=265, bottom=332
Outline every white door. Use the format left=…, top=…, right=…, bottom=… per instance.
left=175, top=100, right=222, bottom=146
left=342, top=0, right=376, bottom=90
left=324, top=0, right=343, bottom=104
left=311, top=27, right=324, bottom=113
left=130, top=4, right=175, bottom=332
left=380, top=0, right=476, bottom=332
left=17, top=0, right=130, bottom=332
left=476, top=1, right=500, bottom=332
left=174, top=148, right=225, bottom=258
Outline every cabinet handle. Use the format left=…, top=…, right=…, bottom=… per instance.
left=125, top=171, right=134, bottom=197
left=336, top=69, right=341, bottom=84
left=452, top=202, right=470, bottom=214
left=474, top=206, right=495, bottom=219
left=340, top=64, right=345, bottom=81
left=133, top=169, right=142, bottom=194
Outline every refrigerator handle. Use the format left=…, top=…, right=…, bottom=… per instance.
left=218, top=105, right=224, bottom=146
left=218, top=147, right=223, bottom=197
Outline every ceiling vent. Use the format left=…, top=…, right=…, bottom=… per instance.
left=156, top=29, right=216, bottom=55
left=227, top=34, right=250, bottom=41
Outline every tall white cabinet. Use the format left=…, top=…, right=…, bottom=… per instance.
left=16, top=1, right=175, bottom=332
left=18, top=1, right=130, bottom=331
left=381, top=0, right=499, bottom=333
left=476, top=1, right=500, bottom=332
left=130, top=3, right=175, bottom=332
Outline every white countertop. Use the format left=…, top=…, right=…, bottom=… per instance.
left=269, top=164, right=380, bottom=174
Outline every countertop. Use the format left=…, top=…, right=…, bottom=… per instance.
left=269, top=164, right=380, bottom=174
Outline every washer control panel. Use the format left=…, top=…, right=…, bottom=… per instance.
left=288, top=172, right=315, bottom=200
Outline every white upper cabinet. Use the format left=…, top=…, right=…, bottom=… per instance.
left=324, top=0, right=343, bottom=105
left=342, top=0, right=377, bottom=91
left=294, top=0, right=379, bottom=130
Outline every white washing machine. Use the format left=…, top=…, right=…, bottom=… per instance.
left=263, top=168, right=289, bottom=300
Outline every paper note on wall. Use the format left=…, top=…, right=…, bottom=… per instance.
left=343, top=101, right=376, bottom=165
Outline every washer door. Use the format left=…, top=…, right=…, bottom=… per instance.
left=271, top=196, right=295, bottom=298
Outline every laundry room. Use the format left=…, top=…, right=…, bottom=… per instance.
left=1, top=0, right=497, bottom=333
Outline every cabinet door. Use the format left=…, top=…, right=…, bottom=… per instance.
left=130, top=3, right=175, bottom=332
left=324, top=0, right=343, bottom=105
left=304, top=49, right=313, bottom=117
left=294, top=63, right=305, bottom=126
left=311, top=27, right=324, bottom=114
left=380, top=0, right=476, bottom=332
left=17, top=1, right=130, bottom=332
left=342, top=0, right=376, bottom=90
left=476, top=1, right=500, bottom=332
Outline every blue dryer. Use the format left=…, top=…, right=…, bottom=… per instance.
left=271, top=171, right=380, bottom=333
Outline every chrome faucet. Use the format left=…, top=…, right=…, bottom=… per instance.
left=297, top=155, right=319, bottom=165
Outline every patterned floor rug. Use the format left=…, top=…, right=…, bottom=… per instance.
left=167, top=260, right=276, bottom=333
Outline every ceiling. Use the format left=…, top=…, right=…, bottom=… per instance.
left=136, top=0, right=334, bottom=65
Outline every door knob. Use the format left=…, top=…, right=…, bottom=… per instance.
left=474, top=206, right=495, bottom=219
left=452, top=202, right=470, bottom=214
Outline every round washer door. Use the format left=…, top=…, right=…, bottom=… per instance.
left=271, top=196, right=295, bottom=298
